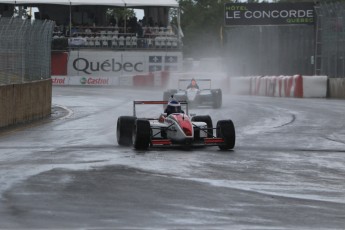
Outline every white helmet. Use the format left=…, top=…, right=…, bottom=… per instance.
left=166, top=99, right=181, bottom=115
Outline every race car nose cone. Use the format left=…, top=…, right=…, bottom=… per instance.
left=183, top=126, right=193, bottom=136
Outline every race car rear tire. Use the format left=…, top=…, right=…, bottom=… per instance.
left=133, top=119, right=151, bottom=150
left=212, top=89, right=222, bottom=109
left=117, top=116, right=136, bottom=146
left=216, top=120, right=235, bottom=150
left=191, top=115, right=213, bottom=137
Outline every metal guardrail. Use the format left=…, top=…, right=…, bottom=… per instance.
left=0, top=17, right=55, bottom=85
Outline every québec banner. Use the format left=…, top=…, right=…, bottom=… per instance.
left=224, top=3, right=315, bottom=26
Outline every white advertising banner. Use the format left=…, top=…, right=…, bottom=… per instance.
left=51, top=76, right=69, bottom=85
left=67, top=50, right=182, bottom=77
left=67, top=76, right=117, bottom=86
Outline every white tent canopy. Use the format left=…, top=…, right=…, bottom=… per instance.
left=121, top=0, right=179, bottom=7
left=0, top=0, right=179, bottom=7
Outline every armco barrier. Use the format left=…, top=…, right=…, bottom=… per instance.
left=0, top=79, right=52, bottom=129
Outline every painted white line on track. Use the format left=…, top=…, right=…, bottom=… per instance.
left=53, top=104, right=74, bottom=120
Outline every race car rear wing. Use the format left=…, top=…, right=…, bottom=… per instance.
left=133, top=100, right=188, bottom=117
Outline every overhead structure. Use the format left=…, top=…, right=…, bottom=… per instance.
left=0, top=0, right=179, bottom=7
left=0, top=0, right=181, bottom=40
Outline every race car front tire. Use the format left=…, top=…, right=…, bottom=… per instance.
left=133, top=119, right=151, bottom=150
left=191, top=115, right=213, bottom=138
left=216, top=120, right=235, bottom=150
left=117, top=116, right=136, bottom=146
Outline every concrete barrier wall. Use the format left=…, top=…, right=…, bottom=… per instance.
left=0, top=79, right=52, bottom=128
left=229, top=75, right=329, bottom=98
left=1, top=76, right=342, bottom=130
left=328, top=78, right=345, bottom=99
left=52, top=73, right=345, bottom=99
left=0, top=85, right=14, bottom=127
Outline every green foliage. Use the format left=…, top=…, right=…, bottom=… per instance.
left=177, top=0, right=318, bottom=58
left=177, top=0, right=231, bottom=59
left=275, top=0, right=314, bottom=2
left=106, top=7, right=135, bottom=22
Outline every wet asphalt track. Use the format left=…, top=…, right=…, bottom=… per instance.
left=0, top=86, right=344, bottom=229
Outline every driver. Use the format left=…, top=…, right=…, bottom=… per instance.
left=164, top=99, right=183, bottom=115
left=187, top=78, right=199, bottom=89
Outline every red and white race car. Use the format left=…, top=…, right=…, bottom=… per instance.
left=116, top=100, right=235, bottom=150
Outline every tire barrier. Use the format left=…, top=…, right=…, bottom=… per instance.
left=229, top=75, right=328, bottom=98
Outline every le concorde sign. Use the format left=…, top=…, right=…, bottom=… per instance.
left=225, top=3, right=315, bottom=26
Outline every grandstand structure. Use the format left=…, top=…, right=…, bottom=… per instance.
left=0, top=0, right=183, bottom=86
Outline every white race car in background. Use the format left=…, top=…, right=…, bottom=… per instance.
left=116, top=100, right=235, bottom=150
left=163, top=79, right=222, bottom=108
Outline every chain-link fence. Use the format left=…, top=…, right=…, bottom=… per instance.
left=316, top=1, right=345, bottom=78
left=0, top=17, right=55, bottom=85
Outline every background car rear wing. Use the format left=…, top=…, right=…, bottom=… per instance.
left=178, top=78, right=212, bottom=90
left=133, top=100, right=188, bottom=117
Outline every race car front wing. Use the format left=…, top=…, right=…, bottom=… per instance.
left=150, top=137, right=225, bottom=148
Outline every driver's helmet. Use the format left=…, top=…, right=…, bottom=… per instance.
left=166, top=100, right=182, bottom=115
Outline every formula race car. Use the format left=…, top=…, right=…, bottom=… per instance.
left=163, top=79, right=222, bottom=108
left=116, top=100, right=235, bottom=150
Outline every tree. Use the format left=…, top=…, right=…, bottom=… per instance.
left=176, top=0, right=230, bottom=59
left=176, top=0, right=318, bottom=59
left=106, top=7, right=135, bottom=26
